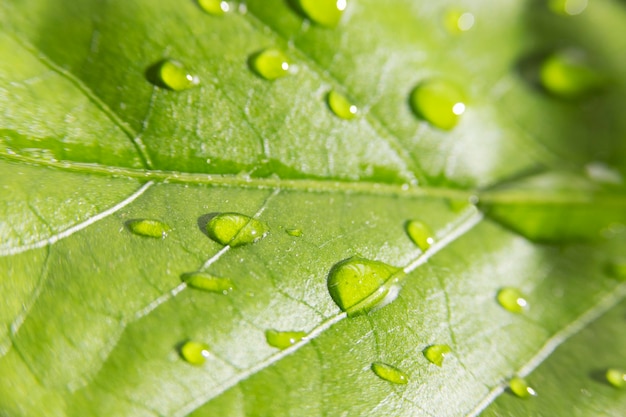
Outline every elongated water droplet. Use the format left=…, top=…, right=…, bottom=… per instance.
left=250, top=49, right=291, bottom=80
left=405, top=220, right=434, bottom=251
left=371, top=362, right=409, bottom=385
left=497, top=287, right=528, bottom=313
left=606, top=368, right=626, bottom=388
left=509, top=377, right=537, bottom=398
left=410, top=80, right=466, bottom=130
left=180, top=341, right=211, bottom=365
left=286, top=228, right=303, bottom=237
left=197, top=0, right=230, bottom=15
left=327, top=257, right=403, bottom=316
left=296, top=0, right=346, bottom=27
left=444, top=10, right=475, bottom=33
left=423, top=344, right=451, bottom=367
left=540, top=50, right=606, bottom=99
left=181, top=272, right=233, bottom=294
left=265, top=330, right=307, bottom=349
left=150, top=60, right=200, bottom=91
left=206, top=213, right=269, bottom=247
left=549, top=0, right=588, bottom=16
left=327, top=90, right=358, bottom=119
left=126, top=219, right=171, bottom=238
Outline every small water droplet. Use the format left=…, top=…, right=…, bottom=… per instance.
left=549, top=0, right=588, bottom=16
left=327, top=90, right=358, bottom=119
left=249, top=49, right=291, bottom=80
left=286, top=228, right=303, bottom=237
left=125, top=219, right=171, bottom=238
left=295, top=0, right=346, bottom=27
left=181, top=272, right=233, bottom=294
left=179, top=341, right=211, bottom=365
left=540, top=50, right=607, bottom=99
left=606, top=368, right=626, bottom=388
left=197, top=0, right=230, bottom=15
left=607, top=261, right=626, bottom=281
left=509, top=377, right=537, bottom=398
left=405, top=220, right=434, bottom=251
left=206, top=213, right=269, bottom=247
left=371, top=362, right=409, bottom=385
left=497, top=288, right=528, bottom=313
left=265, top=329, right=307, bottom=349
left=327, top=256, right=403, bottom=316
left=410, top=80, right=466, bottom=130
left=423, top=344, right=451, bottom=367
left=148, top=59, right=200, bottom=91
left=444, top=10, right=475, bottom=33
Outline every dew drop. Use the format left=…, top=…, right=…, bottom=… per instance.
left=371, top=362, right=409, bottom=385
left=296, top=0, right=346, bottom=27
left=497, top=287, right=528, bottom=313
left=206, top=213, right=269, bottom=247
left=549, top=0, right=588, bottom=16
left=405, top=220, right=434, bottom=251
left=444, top=10, right=475, bottom=33
left=125, top=219, right=171, bottom=239
left=179, top=340, right=211, bottom=365
left=509, top=377, right=537, bottom=398
left=327, top=256, right=403, bottom=316
left=249, top=48, right=291, bottom=80
left=423, top=344, right=451, bottom=367
left=540, top=50, right=606, bottom=99
left=286, top=228, right=303, bottom=237
left=607, top=261, right=626, bottom=281
left=149, top=59, right=200, bottom=91
left=197, top=0, right=230, bottom=15
left=181, top=272, right=233, bottom=294
left=265, top=329, right=307, bottom=349
left=606, top=368, right=626, bottom=388
left=327, top=90, right=358, bottom=119
left=410, top=80, right=466, bottom=130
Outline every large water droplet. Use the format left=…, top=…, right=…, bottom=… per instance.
left=606, top=368, right=626, bottom=388
left=327, top=90, right=358, bottom=119
left=444, top=10, right=475, bottom=33
left=181, top=272, right=233, bottom=294
left=509, top=377, right=537, bottom=398
left=327, top=257, right=403, bottom=316
left=296, top=0, right=346, bottom=27
left=497, top=287, right=528, bottom=313
left=206, top=213, right=269, bottom=247
left=405, top=220, right=434, bottom=251
left=125, top=219, right=171, bottom=239
left=197, top=0, right=230, bottom=15
left=549, top=0, right=588, bottom=16
left=423, top=344, right=451, bottom=367
left=371, top=362, right=409, bottom=385
left=265, top=330, right=307, bottom=349
left=249, top=49, right=291, bottom=80
left=149, top=60, right=200, bottom=91
left=540, top=50, right=606, bottom=99
left=410, top=80, right=466, bottom=130
left=179, top=341, right=211, bottom=365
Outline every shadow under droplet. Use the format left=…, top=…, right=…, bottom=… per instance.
left=145, top=60, right=169, bottom=89
left=197, top=213, right=220, bottom=238
left=589, top=369, right=611, bottom=387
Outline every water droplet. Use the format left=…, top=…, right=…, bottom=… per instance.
left=549, top=0, right=588, bottom=16
left=179, top=341, right=211, bottom=365
left=286, top=228, right=303, bottom=237
left=371, top=362, right=409, bottom=385
left=540, top=50, right=607, bottom=99
left=249, top=49, right=291, bottom=80
left=606, top=368, right=626, bottom=388
left=497, top=288, right=528, bottom=313
left=410, top=80, right=466, bottom=130
left=206, top=213, right=269, bottom=247
left=509, top=377, right=537, bottom=398
left=125, top=219, right=171, bottom=238
left=327, top=256, right=403, bottom=316
left=197, top=0, right=230, bottom=15
left=405, top=220, right=434, bottom=251
left=295, top=0, right=346, bottom=27
left=607, top=261, right=626, bottom=281
left=423, top=344, right=451, bottom=367
left=265, top=330, right=307, bottom=349
left=327, top=90, right=358, bottom=119
left=444, top=10, right=475, bottom=33
left=181, top=272, right=233, bottom=294
left=149, top=60, right=200, bottom=91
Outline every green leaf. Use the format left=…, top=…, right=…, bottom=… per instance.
left=1, top=0, right=626, bottom=416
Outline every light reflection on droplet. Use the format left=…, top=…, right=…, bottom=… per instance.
left=452, top=102, right=466, bottom=115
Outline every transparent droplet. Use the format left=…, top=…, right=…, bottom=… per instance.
left=405, top=220, right=434, bottom=251
left=206, top=213, right=269, bottom=247
left=327, top=256, right=403, bottom=316
left=606, top=368, right=626, bottom=388
left=410, top=80, right=466, bottom=130
left=444, top=10, right=475, bottom=33
left=540, top=50, right=607, bottom=99
left=296, top=0, right=346, bottom=27
left=549, top=0, right=588, bottom=16
left=250, top=49, right=291, bottom=80
left=423, top=344, right=451, bottom=367
left=150, top=60, right=200, bottom=91
left=179, top=341, right=211, bottom=365
left=181, top=272, right=233, bottom=294
left=265, top=329, right=307, bottom=349
left=497, top=288, right=528, bottom=313
left=509, top=377, right=537, bottom=398
left=286, top=228, right=303, bottom=237
left=371, top=362, right=409, bottom=385
left=125, top=219, right=171, bottom=239
left=197, top=0, right=230, bottom=15
left=327, top=90, right=358, bottom=119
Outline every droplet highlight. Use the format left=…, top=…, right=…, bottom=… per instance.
left=405, top=220, right=434, bottom=251
left=410, top=80, right=466, bottom=130
left=296, top=0, right=346, bottom=27
left=423, top=344, right=451, bottom=367
left=327, top=90, right=358, bottom=119
left=250, top=49, right=291, bottom=80
left=327, top=256, right=403, bottom=316
left=444, top=10, right=475, bottom=33
left=150, top=59, right=200, bottom=91
left=509, top=377, right=537, bottom=398
left=206, top=212, right=269, bottom=247
left=181, top=272, right=233, bottom=294
left=549, top=0, right=588, bottom=16
left=497, top=288, right=528, bottom=313
left=540, top=50, right=606, bottom=99
left=180, top=341, right=211, bottom=365
left=126, top=219, right=171, bottom=239
left=197, top=0, right=230, bottom=15
left=286, top=228, right=303, bottom=237
left=265, top=330, right=307, bottom=349
left=371, top=362, right=409, bottom=385
left=606, top=368, right=626, bottom=388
